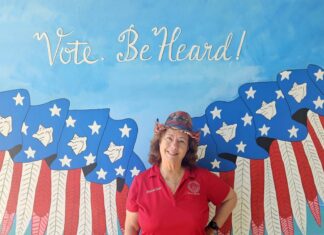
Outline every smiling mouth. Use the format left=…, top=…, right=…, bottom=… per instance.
left=166, top=151, right=178, bottom=156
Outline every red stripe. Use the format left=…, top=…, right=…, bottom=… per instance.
left=0, top=211, right=15, bottom=235
left=6, top=162, right=23, bottom=214
left=0, top=162, right=22, bottom=234
left=280, top=216, right=294, bottom=235
left=220, top=171, right=235, bottom=187
left=250, top=159, right=265, bottom=235
left=307, top=118, right=324, bottom=169
left=319, top=115, right=324, bottom=128
left=31, top=212, right=49, bottom=235
left=64, top=169, right=81, bottom=235
left=218, top=171, right=235, bottom=235
left=32, top=160, right=51, bottom=235
left=91, top=183, right=106, bottom=235
left=0, top=151, right=5, bottom=171
left=292, top=142, right=321, bottom=225
left=116, top=183, right=129, bottom=233
left=251, top=220, right=265, bottom=235
left=269, top=140, right=294, bottom=235
left=33, top=160, right=51, bottom=216
left=308, top=197, right=321, bottom=226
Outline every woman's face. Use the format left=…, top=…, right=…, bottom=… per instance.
left=159, top=128, right=189, bottom=165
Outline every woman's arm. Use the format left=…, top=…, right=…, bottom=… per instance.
left=215, top=187, right=237, bottom=227
left=125, top=210, right=140, bottom=235
left=212, top=187, right=237, bottom=227
left=206, top=187, right=237, bottom=234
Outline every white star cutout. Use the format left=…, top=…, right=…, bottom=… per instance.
left=256, top=101, right=277, bottom=120
left=210, top=106, right=222, bottom=119
left=32, top=125, right=53, bottom=147
left=130, top=166, right=140, bottom=177
left=24, top=146, right=36, bottom=159
left=0, top=116, right=12, bottom=137
left=314, top=69, right=324, bottom=81
left=21, top=122, right=29, bottom=135
left=210, top=158, right=221, bottom=169
left=245, top=86, right=256, bottom=99
left=66, top=116, right=76, bottom=127
left=50, top=104, right=61, bottom=117
left=89, top=121, right=101, bottom=135
left=96, top=168, right=107, bottom=180
left=84, top=153, right=96, bottom=166
left=259, top=124, right=270, bottom=136
left=115, top=165, right=126, bottom=176
left=280, top=71, right=292, bottom=81
left=13, top=92, right=24, bottom=106
left=313, top=96, right=324, bottom=110
left=288, top=125, right=299, bottom=138
left=275, top=90, right=284, bottom=99
left=200, top=124, right=210, bottom=137
left=59, top=155, right=72, bottom=167
left=241, top=113, right=253, bottom=126
left=236, top=141, right=247, bottom=153
left=119, top=124, right=132, bottom=138
left=216, top=122, right=237, bottom=143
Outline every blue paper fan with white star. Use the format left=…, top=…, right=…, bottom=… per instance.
left=205, top=98, right=269, bottom=159
left=238, top=82, right=308, bottom=142
left=125, top=152, right=146, bottom=187
left=13, top=99, right=70, bottom=163
left=307, top=64, right=324, bottom=95
left=277, top=69, right=324, bottom=116
left=192, top=115, right=236, bottom=172
left=48, top=109, right=109, bottom=170
left=83, top=117, right=138, bottom=184
left=0, top=89, right=30, bottom=153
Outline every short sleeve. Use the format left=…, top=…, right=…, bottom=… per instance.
left=204, top=170, right=230, bottom=206
left=126, top=176, right=140, bottom=212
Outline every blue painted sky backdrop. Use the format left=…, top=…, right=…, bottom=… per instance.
left=0, top=0, right=324, bottom=163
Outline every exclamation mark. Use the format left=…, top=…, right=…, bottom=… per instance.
left=236, top=30, right=246, bottom=60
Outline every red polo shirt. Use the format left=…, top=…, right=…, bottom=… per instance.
left=126, top=165, right=230, bottom=235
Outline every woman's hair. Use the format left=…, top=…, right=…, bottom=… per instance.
left=148, top=130, right=198, bottom=168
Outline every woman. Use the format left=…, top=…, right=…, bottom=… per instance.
left=125, top=111, right=237, bottom=235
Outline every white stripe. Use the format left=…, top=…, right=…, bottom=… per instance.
left=15, top=161, right=42, bottom=235
left=104, top=180, right=118, bottom=235
left=0, top=151, right=14, bottom=224
left=278, top=141, right=307, bottom=235
left=208, top=202, right=216, bottom=225
left=77, top=173, right=92, bottom=235
left=264, top=158, right=281, bottom=235
left=232, top=157, right=251, bottom=235
left=208, top=172, right=218, bottom=223
left=47, top=170, right=67, bottom=235
left=302, top=134, right=324, bottom=201
left=307, top=110, right=324, bottom=148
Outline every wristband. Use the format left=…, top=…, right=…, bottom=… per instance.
left=208, top=220, right=219, bottom=230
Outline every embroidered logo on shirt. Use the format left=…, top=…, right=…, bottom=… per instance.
left=187, top=180, right=200, bottom=195
left=146, top=187, right=162, bottom=194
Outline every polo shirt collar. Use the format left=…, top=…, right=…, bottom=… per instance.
left=149, top=164, right=196, bottom=179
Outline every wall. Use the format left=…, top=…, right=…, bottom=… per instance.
left=0, top=1, right=323, bottom=234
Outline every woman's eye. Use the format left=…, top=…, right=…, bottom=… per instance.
left=178, top=139, right=186, bottom=144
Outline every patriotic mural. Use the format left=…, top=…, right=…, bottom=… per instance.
left=0, top=64, right=323, bottom=234
left=1, top=1, right=324, bottom=234
left=192, top=64, right=324, bottom=235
